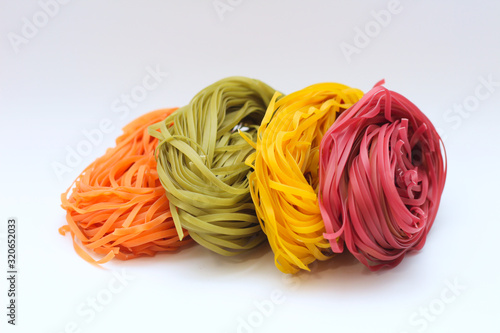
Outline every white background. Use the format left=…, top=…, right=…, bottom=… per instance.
left=1, top=1, right=499, bottom=332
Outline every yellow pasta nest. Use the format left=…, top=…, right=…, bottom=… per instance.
left=243, top=83, right=363, bottom=273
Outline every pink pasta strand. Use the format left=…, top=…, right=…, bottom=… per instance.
left=319, top=82, right=447, bottom=270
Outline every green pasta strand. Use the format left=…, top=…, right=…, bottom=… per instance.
left=149, top=76, right=277, bottom=255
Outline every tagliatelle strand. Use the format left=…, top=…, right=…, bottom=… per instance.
left=60, top=108, right=192, bottom=264
left=319, top=82, right=447, bottom=270
left=149, top=77, right=276, bottom=256
left=245, top=83, right=364, bottom=274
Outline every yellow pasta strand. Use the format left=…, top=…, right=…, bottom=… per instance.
left=245, top=83, right=364, bottom=273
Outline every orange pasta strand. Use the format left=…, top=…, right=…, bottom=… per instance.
left=59, top=108, right=192, bottom=264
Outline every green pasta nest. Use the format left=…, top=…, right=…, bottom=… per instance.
left=149, top=76, right=276, bottom=255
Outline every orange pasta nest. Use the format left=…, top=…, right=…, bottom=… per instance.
left=59, top=108, right=192, bottom=264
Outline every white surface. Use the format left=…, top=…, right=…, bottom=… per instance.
left=1, top=1, right=499, bottom=332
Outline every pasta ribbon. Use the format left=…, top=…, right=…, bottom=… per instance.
left=60, top=108, right=192, bottom=264
left=149, top=77, right=276, bottom=255
left=246, top=83, right=363, bottom=273
left=319, top=83, right=447, bottom=270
